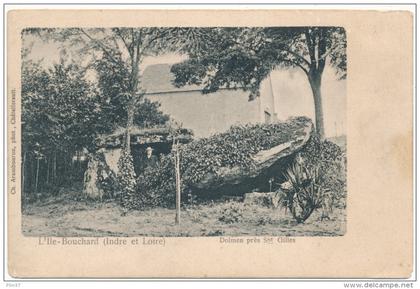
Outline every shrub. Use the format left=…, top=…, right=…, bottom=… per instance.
left=218, top=202, right=244, bottom=224
left=301, top=136, right=346, bottom=195
left=280, top=161, right=323, bottom=223
left=279, top=135, right=346, bottom=223
left=95, top=153, right=121, bottom=200
left=132, top=155, right=177, bottom=209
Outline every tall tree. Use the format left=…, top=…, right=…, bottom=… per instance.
left=21, top=60, right=99, bottom=192
left=59, top=28, right=177, bottom=152
left=21, top=31, right=173, bottom=195
left=29, top=28, right=181, bottom=152
left=171, top=27, right=347, bottom=139
left=27, top=28, right=187, bottom=203
left=22, top=60, right=98, bottom=154
left=94, top=52, right=170, bottom=130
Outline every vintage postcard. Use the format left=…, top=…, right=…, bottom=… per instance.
left=6, top=8, right=413, bottom=278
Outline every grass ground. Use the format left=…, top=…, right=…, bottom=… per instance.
left=22, top=193, right=346, bottom=237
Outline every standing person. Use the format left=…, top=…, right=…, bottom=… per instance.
left=142, top=146, right=159, bottom=171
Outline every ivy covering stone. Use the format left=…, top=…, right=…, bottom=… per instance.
left=130, top=116, right=313, bottom=209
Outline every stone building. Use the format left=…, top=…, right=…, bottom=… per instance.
left=142, top=63, right=278, bottom=138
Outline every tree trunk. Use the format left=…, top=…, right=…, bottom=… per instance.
left=125, top=107, right=134, bottom=153
left=22, top=151, right=27, bottom=194
left=125, top=46, right=140, bottom=154
left=46, top=156, right=50, bottom=185
left=53, top=151, right=57, bottom=185
left=308, top=74, right=325, bottom=139
left=175, top=145, right=181, bottom=225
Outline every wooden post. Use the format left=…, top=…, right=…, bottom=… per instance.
left=174, top=144, right=181, bottom=225
left=35, top=157, right=40, bottom=195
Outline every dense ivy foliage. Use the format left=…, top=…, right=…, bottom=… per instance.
left=118, top=147, right=137, bottom=208
left=300, top=135, right=346, bottom=197
left=134, top=156, right=178, bottom=208
left=180, top=116, right=310, bottom=184
left=128, top=117, right=311, bottom=209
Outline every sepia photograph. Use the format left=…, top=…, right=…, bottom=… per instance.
left=20, top=26, right=347, bottom=237
left=4, top=6, right=415, bottom=280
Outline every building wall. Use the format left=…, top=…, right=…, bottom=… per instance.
left=146, top=89, right=262, bottom=138
left=259, top=76, right=277, bottom=123
left=144, top=65, right=346, bottom=139
left=272, top=68, right=314, bottom=122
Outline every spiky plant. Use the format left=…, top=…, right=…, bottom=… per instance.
left=281, top=160, right=325, bottom=223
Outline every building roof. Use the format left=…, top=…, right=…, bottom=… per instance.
left=142, top=63, right=203, bottom=94
left=142, top=63, right=245, bottom=94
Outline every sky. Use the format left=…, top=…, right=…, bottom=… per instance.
left=23, top=35, right=346, bottom=138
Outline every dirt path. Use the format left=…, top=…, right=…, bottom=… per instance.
left=22, top=198, right=346, bottom=237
